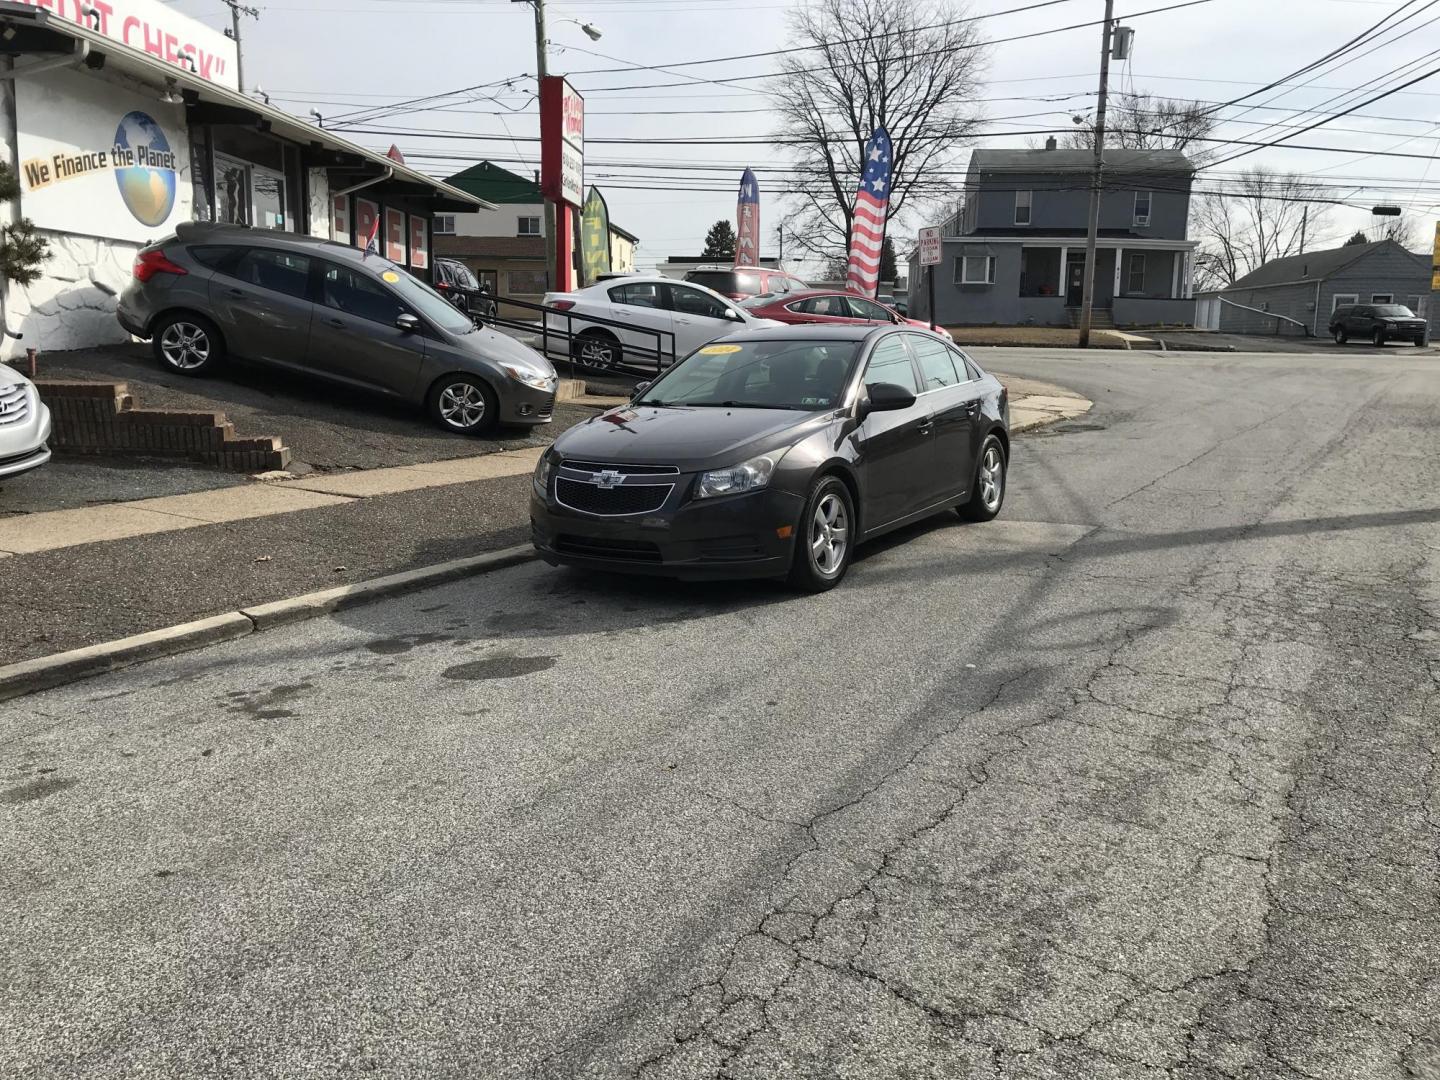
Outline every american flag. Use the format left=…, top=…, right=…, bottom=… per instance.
left=845, top=126, right=892, bottom=298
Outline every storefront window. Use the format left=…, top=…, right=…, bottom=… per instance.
left=190, top=127, right=213, bottom=222
left=208, top=127, right=299, bottom=232
left=215, top=154, right=251, bottom=227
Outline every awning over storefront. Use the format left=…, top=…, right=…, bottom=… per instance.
left=0, top=1, right=490, bottom=213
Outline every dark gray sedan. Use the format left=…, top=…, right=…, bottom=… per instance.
left=117, top=223, right=558, bottom=434
left=530, top=324, right=1009, bottom=591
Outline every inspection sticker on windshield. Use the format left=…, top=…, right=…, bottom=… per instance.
left=381, top=270, right=401, bottom=283
left=699, top=344, right=743, bottom=355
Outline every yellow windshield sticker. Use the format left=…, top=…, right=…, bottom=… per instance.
left=699, top=343, right=743, bottom=355
left=381, top=270, right=401, bottom=283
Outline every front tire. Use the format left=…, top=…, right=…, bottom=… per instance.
left=958, top=436, right=1006, bottom=522
left=428, top=374, right=499, bottom=435
left=1372, top=328, right=1385, bottom=348
left=788, top=476, right=854, bottom=593
left=1333, top=328, right=1348, bottom=345
left=574, top=330, right=621, bottom=371
left=153, top=313, right=224, bottom=376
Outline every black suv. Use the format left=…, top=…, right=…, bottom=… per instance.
left=434, top=257, right=496, bottom=323
left=1329, top=303, right=1427, bottom=346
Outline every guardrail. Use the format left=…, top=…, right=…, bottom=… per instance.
left=480, top=295, right=679, bottom=376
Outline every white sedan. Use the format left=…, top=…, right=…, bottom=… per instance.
left=543, top=276, right=779, bottom=371
left=0, top=362, right=51, bottom=481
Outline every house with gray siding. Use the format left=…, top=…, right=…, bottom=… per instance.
left=907, top=143, right=1199, bottom=328
left=1195, top=239, right=1431, bottom=337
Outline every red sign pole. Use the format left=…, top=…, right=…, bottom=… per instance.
left=540, top=75, right=585, bottom=293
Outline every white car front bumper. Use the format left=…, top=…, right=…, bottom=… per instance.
left=0, top=380, right=52, bottom=480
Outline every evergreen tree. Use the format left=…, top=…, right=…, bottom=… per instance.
left=702, top=220, right=736, bottom=259
left=0, top=162, right=48, bottom=286
left=1343, top=231, right=1369, bottom=246
left=879, top=236, right=898, bottom=283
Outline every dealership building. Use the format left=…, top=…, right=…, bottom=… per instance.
left=0, top=0, right=488, bottom=360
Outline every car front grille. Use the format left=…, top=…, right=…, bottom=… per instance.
left=0, top=384, right=29, bottom=427
left=556, top=477, right=672, bottom=516
left=554, top=534, right=663, bottom=562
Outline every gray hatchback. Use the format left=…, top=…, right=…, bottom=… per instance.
left=117, top=223, right=558, bottom=434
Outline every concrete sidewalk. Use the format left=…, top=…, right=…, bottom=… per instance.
left=0, top=375, right=1088, bottom=663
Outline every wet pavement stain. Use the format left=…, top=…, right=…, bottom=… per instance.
left=443, top=656, right=557, bottom=681
left=365, top=633, right=452, bottom=655
left=0, top=776, right=78, bottom=806
left=255, top=709, right=297, bottom=720
left=223, top=681, right=315, bottom=718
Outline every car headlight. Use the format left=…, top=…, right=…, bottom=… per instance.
left=533, top=451, right=555, bottom=495
left=694, top=453, right=775, bottom=499
left=504, top=362, right=555, bottom=391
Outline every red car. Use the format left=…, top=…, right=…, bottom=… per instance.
left=741, top=289, right=953, bottom=341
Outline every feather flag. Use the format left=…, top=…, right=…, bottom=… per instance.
left=844, top=127, right=892, bottom=298
left=735, top=168, right=760, bottom=267
left=363, top=211, right=381, bottom=256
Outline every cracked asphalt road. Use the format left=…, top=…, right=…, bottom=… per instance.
left=3, top=348, right=1439, bottom=1079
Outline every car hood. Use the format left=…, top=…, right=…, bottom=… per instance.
left=0, top=362, right=31, bottom=390
left=553, top=403, right=834, bottom=471
left=451, top=326, right=556, bottom=373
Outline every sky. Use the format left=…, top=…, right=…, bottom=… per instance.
left=163, top=0, right=1440, bottom=276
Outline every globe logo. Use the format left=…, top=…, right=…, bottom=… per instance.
left=113, top=111, right=177, bottom=227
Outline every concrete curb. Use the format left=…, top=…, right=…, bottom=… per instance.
left=0, top=544, right=537, bottom=702
left=240, top=545, right=534, bottom=630
left=0, top=612, right=255, bottom=703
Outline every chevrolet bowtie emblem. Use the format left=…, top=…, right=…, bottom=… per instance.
left=593, top=470, right=624, bottom=489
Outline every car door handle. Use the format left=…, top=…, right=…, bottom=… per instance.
left=916, top=419, right=934, bottom=434
left=323, top=317, right=345, bottom=328
left=226, top=288, right=245, bottom=297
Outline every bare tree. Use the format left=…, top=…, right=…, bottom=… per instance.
left=1191, top=168, right=1330, bottom=290
left=773, top=0, right=988, bottom=266
left=1063, top=92, right=1217, bottom=158
left=1378, top=215, right=1416, bottom=249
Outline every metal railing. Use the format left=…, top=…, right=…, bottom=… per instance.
left=477, top=294, right=679, bottom=376
left=1217, top=296, right=1311, bottom=337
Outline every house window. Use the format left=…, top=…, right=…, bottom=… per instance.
left=507, top=268, right=548, bottom=293
left=1127, top=253, right=1146, bottom=294
left=433, top=214, right=456, bottom=235
left=1014, top=190, right=1032, bottom=226
left=1134, top=191, right=1152, bottom=227
left=1370, top=293, right=1393, bottom=304
left=955, top=254, right=995, bottom=285
left=518, top=215, right=541, bottom=236
left=1332, top=293, right=1358, bottom=312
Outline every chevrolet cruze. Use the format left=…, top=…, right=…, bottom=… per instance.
left=530, top=324, right=1009, bottom=591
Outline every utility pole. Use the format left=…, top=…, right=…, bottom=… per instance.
left=1299, top=206, right=1308, bottom=254
left=514, top=0, right=558, bottom=291
left=221, top=1, right=259, bottom=93
left=1077, top=0, right=1116, bottom=349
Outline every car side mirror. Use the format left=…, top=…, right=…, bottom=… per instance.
left=395, top=313, right=420, bottom=333
left=859, top=381, right=917, bottom=418
left=631, top=379, right=651, bottom=400
left=724, top=307, right=744, bottom=321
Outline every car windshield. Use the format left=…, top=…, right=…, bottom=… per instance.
left=1372, top=305, right=1415, bottom=318
left=380, top=263, right=476, bottom=334
left=638, top=340, right=859, bottom=410
left=448, top=262, right=479, bottom=289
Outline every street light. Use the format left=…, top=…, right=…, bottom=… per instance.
left=556, top=18, right=602, bottom=41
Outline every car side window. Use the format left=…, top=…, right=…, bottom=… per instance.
left=233, top=249, right=311, bottom=300
left=319, top=262, right=406, bottom=325
left=908, top=335, right=961, bottom=390
left=864, top=336, right=920, bottom=394
left=948, top=344, right=982, bottom=381
left=189, top=245, right=244, bottom=274
left=848, top=297, right=893, bottom=322
left=666, top=284, right=730, bottom=320
left=609, top=282, right=663, bottom=308
left=794, top=295, right=849, bottom=318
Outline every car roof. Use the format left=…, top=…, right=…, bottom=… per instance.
left=716, top=322, right=896, bottom=343
left=174, top=222, right=378, bottom=265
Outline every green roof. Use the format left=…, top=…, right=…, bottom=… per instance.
left=444, top=161, right=541, bottom=204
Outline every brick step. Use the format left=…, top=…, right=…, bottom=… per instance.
left=33, top=380, right=289, bottom=473
left=1066, top=308, right=1115, bottom=329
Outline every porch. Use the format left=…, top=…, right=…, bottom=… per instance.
left=1018, top=241, right=1195, bottom=328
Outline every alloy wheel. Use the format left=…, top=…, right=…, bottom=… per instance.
left=159, top=322, right=210, bottom=370
left=810, top=492, right=849, bottom=576
left=580, top=339, right=616, bottom=369
left=979, top=444, right=1004, bottom=511
left=438, top=382, right=487, bottom=429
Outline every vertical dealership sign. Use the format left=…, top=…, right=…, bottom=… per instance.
left=12, top=0, right=239, bottom=89
left=735, top=169, right=760, bottom=267
left=15, top=68, right=190, bottom=242
left=579, top=187, right=611, bottom=286
left=540, top=77, right=584, bottom=290
left=409, top=215, right=429, bottom=270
